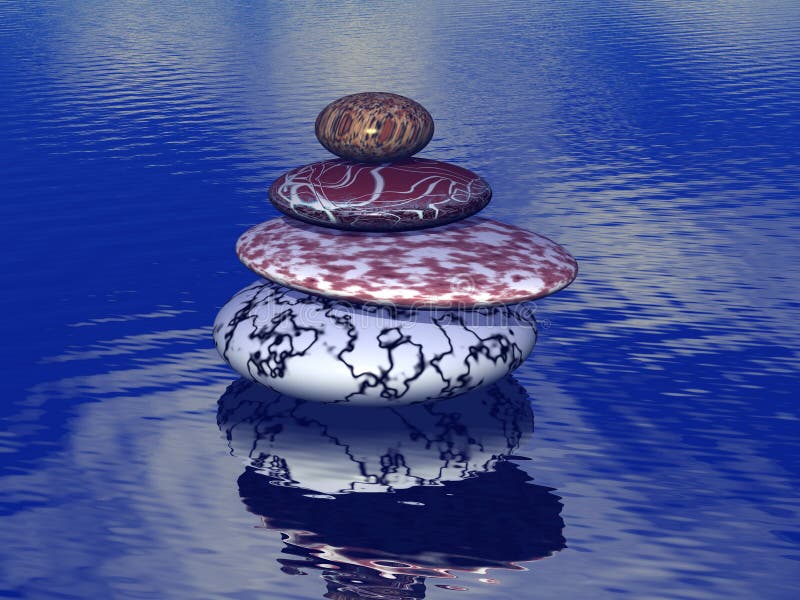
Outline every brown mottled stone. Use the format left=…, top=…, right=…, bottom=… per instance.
left=315, top=92, right=434, bottom=162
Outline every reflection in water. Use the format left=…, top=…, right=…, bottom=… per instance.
left=218, top=375, right=535, bottom=493
left=218, top=378, right=565, bottom=598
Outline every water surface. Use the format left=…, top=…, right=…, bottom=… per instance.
left=1, top=1, right=799, bottom=598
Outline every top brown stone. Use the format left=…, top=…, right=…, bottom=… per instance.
left=314, top=92, right=434, bottom=163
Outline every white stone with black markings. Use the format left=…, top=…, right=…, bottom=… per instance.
left=213, top=279, right=537, bottom=405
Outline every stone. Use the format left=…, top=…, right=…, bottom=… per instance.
left=315, top=92, right=434, bottom=162
left=213, top=279, right=538, bottom=405
left=269, top=158, right=491, bottom=231
left=236, top=216, right=579, bottom=308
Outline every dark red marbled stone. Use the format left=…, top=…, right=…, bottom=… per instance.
left=269, top=158, right=491, bottom=231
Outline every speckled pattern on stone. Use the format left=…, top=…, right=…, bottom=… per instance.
left=269, top=158, right=491, bottom=231
left=236, top=217, right=579, bottom=308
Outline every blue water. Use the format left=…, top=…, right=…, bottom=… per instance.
left=2, top=1, right=799, bottom=598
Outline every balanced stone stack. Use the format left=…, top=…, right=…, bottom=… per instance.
left=213, top=92, right=578, bottom=406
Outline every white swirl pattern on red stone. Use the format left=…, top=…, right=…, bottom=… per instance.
left=269, top=158, right=491, bottom=231
left=213, top=279, right=537, bottom=405
left=236, top=217, right=579, bottom=308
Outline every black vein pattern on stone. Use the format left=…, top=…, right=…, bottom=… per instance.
left=213, top=280, right=538, bottom=405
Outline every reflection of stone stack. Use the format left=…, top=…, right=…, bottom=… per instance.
left=218, top=376, right=535, bottom=494
left=213, top=92, right=578, bottom=405
left=218, top=378, right=566, bottom=588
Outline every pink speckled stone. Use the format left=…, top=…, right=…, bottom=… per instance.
left=269, top=158, right=491, bottom=231
left=236, top=217, right=578, bottom=308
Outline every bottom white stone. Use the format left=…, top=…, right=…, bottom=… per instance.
left=213, top=279, right=537, bottom=405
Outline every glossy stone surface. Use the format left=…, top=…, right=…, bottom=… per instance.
left=213, top=279, right=537, bottom=405
left=236, top=217, right=579, bottom=308
left=269, top=158, right=491, bottom=231
left=315, top=92, right=434, bottom=162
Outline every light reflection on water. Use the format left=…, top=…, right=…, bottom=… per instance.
left=2, top=0, right=799, bottom=598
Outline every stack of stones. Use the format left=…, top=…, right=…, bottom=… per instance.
left=213, top=92, right=578, bottom=406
